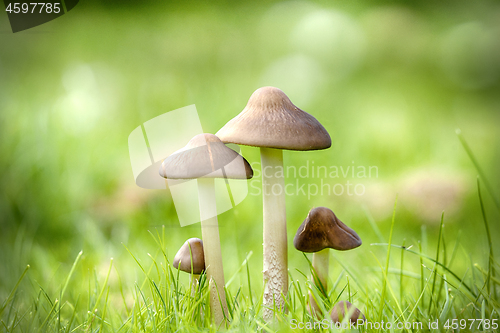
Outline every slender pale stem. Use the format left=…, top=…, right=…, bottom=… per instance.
left=260, top=147, right=288, bottom=320
left=313, top=249, right=329, bottom=292
left=198, top=178, right=228, bottom=327
left=191, top=274, right=200, bottom=297
left=310, top=249, right=329, bottom=316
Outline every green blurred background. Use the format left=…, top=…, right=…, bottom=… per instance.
left=0, top=0, right=499, bottom=316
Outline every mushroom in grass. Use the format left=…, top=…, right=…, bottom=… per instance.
left=173, top=238, right=205, bottom=292
left=330, top=301, right=365, bottom=324
left=216, top=87, right=331, bottom=319
left=160, top=133, right=253, bottom=326
left=174, top=237, right=205, bottom=274
left=293, top=207, right=361, bottom=316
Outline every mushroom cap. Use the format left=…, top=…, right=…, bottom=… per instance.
left=216, top=87, right=331, bottom=151
left=293, top=207, right=362, bottom=252
left=330, top=301, right=365, bottom=324
left=159, top=133, right=253, bottom=179
left=173, top=238, right=205, bottom=274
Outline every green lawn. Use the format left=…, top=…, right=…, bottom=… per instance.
left=1, top=0, right=499, bottom=331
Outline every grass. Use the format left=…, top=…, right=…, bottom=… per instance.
left=1, top=178, right=499, bottom=332
left=1, top=1, right=500, bottom=332
left=2, top=128, right=499, bottom=332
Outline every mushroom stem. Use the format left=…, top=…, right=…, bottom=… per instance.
left=260, top=147, right=288, bottom=320
left=191, top=274, right=200, bottom=296
left=310, top=249, right=329, bottom=316
left=312, top=249, right=329, bottom=292
left=198, top=178, right=228, bottom=327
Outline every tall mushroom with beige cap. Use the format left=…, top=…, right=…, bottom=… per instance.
left=293, top=207, right=361, bottom=316
left=160, top=133, right=253, bottom=326
left=216, top=87, right=331, bottom=319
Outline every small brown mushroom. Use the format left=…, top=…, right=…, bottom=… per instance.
left=293, top=207, right=362, bottom=253
left=173, top=238, right=205, bottom=296
left=293, top=207, right=361, bottom=316
left=330, top=301, right=365, bottom=324
left=173, top=238, right=205, bottom=274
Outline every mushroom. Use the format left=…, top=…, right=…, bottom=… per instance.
left=293, top=207, right=361, bottom=316
left=330, top=301, right=365, bottom=324
left=160, top=133, right=253, bottom=326
left=216, top=87, right=331, bottom=319
left=173, top=237, right=205, bottom=274
left=173, top=238, right=205, bottom=294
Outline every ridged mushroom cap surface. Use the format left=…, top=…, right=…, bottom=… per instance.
left=293, top=207, right=362, bottom=252
left=159, top=133, right=253, bottom=180
left=216, top=87, right=331, bottom=151
left=173, top=238, right=205, bottom=274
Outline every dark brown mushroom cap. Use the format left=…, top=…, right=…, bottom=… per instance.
left=173, top=238, right=205, bottom=274
left=159, top=133, right=253, bottom=180
left=216, top=87, right=331, bottom=151
left=330, top=301, right=365, bottom=324
left=293, top=207, right=362, bottom=252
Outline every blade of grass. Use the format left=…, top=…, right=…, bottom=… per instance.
left=38, top=299, right=58, bottom=332
left=363, top=205, right=385, bottom=243
left=334, top=257, right=370, bottom=300
left=10, top=305, right=30, bottom=331
left=5, top=283, right=18, bottom=329
left=61, top=251, right=83, bottom=302
left=0, top=265, right=30, bottom=317
left=114, top=266, right=130, bottom=316
left=368, top=267, right=421, bottom=279
left=371, top=252, right=406, bottom=322
left=447, top=230, right=461, bottom=268
left=65, top=296, right=79, bottom=333
left=435, top=215, right=448, bottom=314
left=226, top=251, right=253, bottom=288
left=330, top=269, right=345, bottom=297
left=289, top=270, right=306, bottom=316
left=407, top=262, right=437, bottom=325
left=422, top=264, right=479, bottom=305
left=372, top=243, right=477, bottom=299
left=438, top=275, right=452, bottom=323
left=98, top=287, right=110, bottom=332
left=428, top=212, right=445, bottom=314
left=246, top=254, right=254, bottom=308
left=301, top=252, right=327, bottom=297
left=475, top=264, right=500, bottom=285
left=347, top=275, right=351, bottom=303
left=90, top=258, right=113, bottom=314
left=400, top=239, right=406, bottom=305
left=418, top=241, right=425, bottom=311
left=151, top=280, right=167, bottom=318
left=457, top=129, right=500, bottom=212
left=477, top=178, right=496, bottom=299
left=378, top=195, right=398, bottom=324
